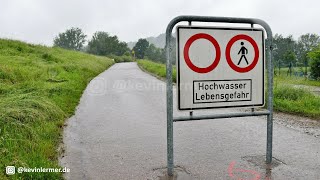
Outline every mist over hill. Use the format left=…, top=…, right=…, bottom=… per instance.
left=127, top=32, right=176, bottom=49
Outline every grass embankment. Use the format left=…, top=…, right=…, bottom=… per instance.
left=138, top=59, right=320, bottom=119
left=0, top=39, right=114, bottom=179
left=137, top=59, right=176, bottom=82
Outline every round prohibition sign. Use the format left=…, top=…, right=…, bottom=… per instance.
left=184, top=33, right=221, bottom=73
left=225, top=34, right=259, bottom=73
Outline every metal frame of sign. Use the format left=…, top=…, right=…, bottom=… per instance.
left=165, top=16, right=274, bottom=176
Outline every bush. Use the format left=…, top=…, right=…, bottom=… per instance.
left=124, top=51, right=131, bottom=56
left=109, top=55, right=133, bottom=63
left=309, top=49, right=320, bottom=80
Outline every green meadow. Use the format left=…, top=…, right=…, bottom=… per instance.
left=138, top=59, right=320, bottom=119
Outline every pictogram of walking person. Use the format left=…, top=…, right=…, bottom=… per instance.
left=237, top=42, right=249, bottom=65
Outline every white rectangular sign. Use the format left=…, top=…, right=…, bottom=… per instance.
left=177, top=26, right=265, bottom=110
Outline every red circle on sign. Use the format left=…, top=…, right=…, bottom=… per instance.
left=184, top=33, right=221, bottom=73
left=225, top=34, right=259, bottom=73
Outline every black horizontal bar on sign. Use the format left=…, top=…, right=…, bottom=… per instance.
left=173, top=111, right=270, bottom=122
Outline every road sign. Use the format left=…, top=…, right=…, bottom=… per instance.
left=177, top=26, right=265, bottom=110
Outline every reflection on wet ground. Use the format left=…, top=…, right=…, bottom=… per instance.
left=156, top=155, right=285, bottom=180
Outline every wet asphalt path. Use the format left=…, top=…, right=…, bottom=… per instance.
left=60, top=62, right=319, bottom=180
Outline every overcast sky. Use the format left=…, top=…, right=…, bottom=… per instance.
left=0, top=0, right=319, bottom=46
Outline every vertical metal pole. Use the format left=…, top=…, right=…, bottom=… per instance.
left=166, top=32, right=174, bottom=176
left=266, top=39, right=274, bottom=164
left=250, top=24, right=255, bottom=114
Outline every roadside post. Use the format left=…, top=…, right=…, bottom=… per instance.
left=165, top=16, right=273, bottom=176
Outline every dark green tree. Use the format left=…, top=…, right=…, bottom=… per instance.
left=145, top=44, right=165, bottom=62
left=133, top=39, right=149, bottom=59
left=283, top=51, right=296, bottom=76
left=87, top=31, right=129, bottom=56
left=299, top=33, right=320, bottom=52
left=308, top=45, right=320, bottom=79
left=294, top=41, right=305, bottom=67
left=273, top=34, right=295, bottom=74
left=297, top=33, right=320, bottom=75
left=163, top=36, right=176, bottom=64
left=53, top=27, right=86, bottom=51
left=283, top=51, right=296, bottom=65
left=116, top=41, right=130, bottom=56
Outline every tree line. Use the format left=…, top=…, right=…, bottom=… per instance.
left=273, top=33, right=319, bottom=76
left=53, top=27, right=320, bottom=79
left=53, top=27, right=166, bottom=63
left=53, top=27, right=129, bottom=56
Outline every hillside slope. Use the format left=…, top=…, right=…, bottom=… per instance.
left=0, top=39, right=114, bottom=179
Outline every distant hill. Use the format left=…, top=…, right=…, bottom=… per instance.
left=126, top=41, right=136, bottom=49
left=127, top=32, right=176, bottom=49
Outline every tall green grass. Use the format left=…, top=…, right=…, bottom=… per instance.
left=0, top=39, right=114, bottom=179
left=273, top=85, right=320, bottom=118
left=138, top=59, right=320, bottom=119
left=137, top=59, right=176, bottom=82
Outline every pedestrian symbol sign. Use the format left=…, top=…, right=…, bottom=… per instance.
left=238, top=42, right=248, bottom=65
left=225, top=34, right=260, bottom=73
left=177, top=26, right=265, bottom=110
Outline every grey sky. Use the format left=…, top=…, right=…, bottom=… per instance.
left=0, top=0, right=319, bottom=46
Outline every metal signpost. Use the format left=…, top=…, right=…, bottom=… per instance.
left=165, top=16, right=273, bottom=176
